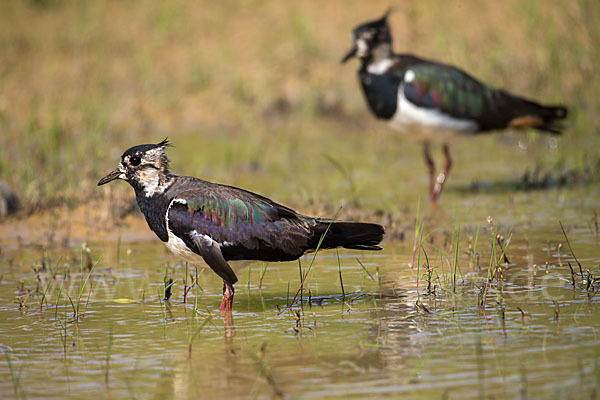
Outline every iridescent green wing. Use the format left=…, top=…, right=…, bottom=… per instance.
left=167, top=185, right=315, bottom=261
left=399, top=63, right=494, bottom=120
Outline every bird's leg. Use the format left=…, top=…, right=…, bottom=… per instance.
left=220, top=281, right=236, bottom=338
left=422, top=142, right=436, bottom=200
left=219, top=281, right=235, bottom=312
left=431, top=144, right=452, bottom=203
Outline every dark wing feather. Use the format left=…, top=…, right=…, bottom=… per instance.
left=397, top=63, right=493, bottom=123
left=190, top=232, right=238, bottom=284
left=167, top=185, right=316, bottom=262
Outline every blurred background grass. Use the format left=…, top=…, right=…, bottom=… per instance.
left=0, top=0, right=598, bottom=218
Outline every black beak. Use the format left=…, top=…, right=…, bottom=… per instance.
left=97, top=169, right=122, bottom=186
left=341, top=44, right=358, bottom=64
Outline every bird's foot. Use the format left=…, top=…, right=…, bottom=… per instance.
left=219, top=281, right=235, bottom=312
left=219, top=282, right=235, bottom=339
left=428, top=143, right=452, bottom=204
left=430, top=172, right=447, bottom=203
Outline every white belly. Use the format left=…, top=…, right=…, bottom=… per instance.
left=164, top=228, right=255, bottom=272
left=388, top=88, right=478, bottom=142
left=165, top=230, right=205, bottom=264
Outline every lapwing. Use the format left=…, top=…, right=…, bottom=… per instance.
left=341, top=10, right=568, bottom=202
left=98, top=139, right=385, bottom=312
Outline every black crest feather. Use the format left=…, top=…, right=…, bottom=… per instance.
left=157, top=137, right=171, bottom=148
left=381, top=7, right=394, bottom=20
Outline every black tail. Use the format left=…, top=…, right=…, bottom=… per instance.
left=506, top=94, right=568, bottom=134
left=311, top=220, right=385, bottom=251
left=531, top=102, right=568, bottom=134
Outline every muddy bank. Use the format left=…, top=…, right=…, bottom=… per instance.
left=0, top=200, right=153, bottom=250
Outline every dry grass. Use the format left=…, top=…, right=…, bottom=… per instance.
left=0, top=0, right=598, bottom=217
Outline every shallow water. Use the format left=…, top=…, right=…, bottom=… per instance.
left=1, top=186, right=600, bottom=399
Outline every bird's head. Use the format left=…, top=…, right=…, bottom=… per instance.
left=341, top=9, right=393, bottom=64
left=98, top=138, right=173, bottom=197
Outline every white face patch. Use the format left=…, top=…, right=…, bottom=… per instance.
left=367, top=58, right=394, bottom=75
left=117, top=163, right=127, bottom=180
left=356, top=39, right=369, bottom=58
left=136, top=168, right=172, bottom=197
left=143, top=147, right=165, bottom=163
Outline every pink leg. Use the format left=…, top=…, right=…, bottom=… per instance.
left=219, top=281, right=235, bottom=312
left=431, top=144, right=452, bottom=203
left=422, top=142, right=435, bottom=199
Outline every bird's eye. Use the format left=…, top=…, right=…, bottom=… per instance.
left=130, top=156, right=141, bottom=166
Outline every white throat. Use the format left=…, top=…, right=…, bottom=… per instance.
left=139, top=171, right=172, bottom=197
left=367, top=58, right=394, bottom=75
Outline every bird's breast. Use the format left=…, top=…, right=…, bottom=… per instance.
left=359, top=71, right=399, bottom=120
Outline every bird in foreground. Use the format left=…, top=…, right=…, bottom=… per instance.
left=98, top=140, right=385, bottom=312
left=341, top=10, right=568, bottom=202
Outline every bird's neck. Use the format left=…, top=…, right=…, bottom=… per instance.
left=132, top=174, right=176, bottom=243
left=132, top=171, right=175, bottom=198
left=362, top=43, right=393, bottom=66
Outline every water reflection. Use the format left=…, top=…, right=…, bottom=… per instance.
left=0, top=224, right=599, bottom=398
